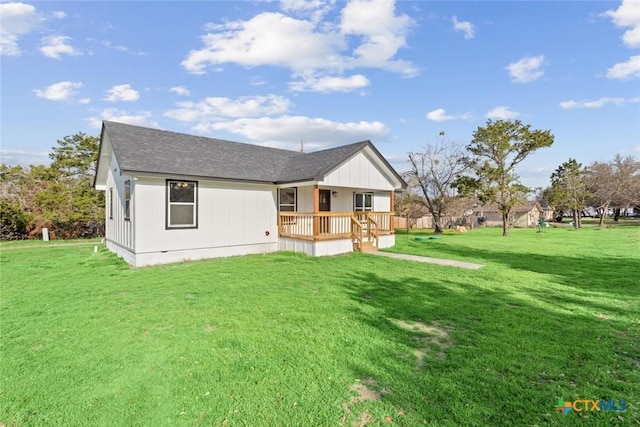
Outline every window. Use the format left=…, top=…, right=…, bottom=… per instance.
left=124, top=180, right=131, bottom=220
left=109, top=188, right=114, bottom=219
left=354, top=192, right=373, bottom=211
left=167, top=180, right=197, bottom=228
left=279, top=187, right=297, bottom=212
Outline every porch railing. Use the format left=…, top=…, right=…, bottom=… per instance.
left=278, top=211, right=393, bottom=241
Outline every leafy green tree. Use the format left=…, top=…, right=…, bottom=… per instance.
left=0, top=199, right=32, bottom=240
left=0, top=132, right=104, bottom=240
left=45, top=132, right=104, bottom=236
left=49, top=132, right=100, bottom=179
left=464, top=119, right=554, bottom=236
left=545, top=158, right=589, bottom=229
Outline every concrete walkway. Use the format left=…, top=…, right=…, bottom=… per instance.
left=370, top=251, right=485, bottom=269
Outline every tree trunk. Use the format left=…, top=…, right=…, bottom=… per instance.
left=406, top=212, right=409, bottom=235
left=572, top=210, right=579, bottom=229
left=433, top=213, right=444, bottom=234
left=598, top=208, right=606, bottom=227
left=502, top=211, right=510, bottom=236
left=614, top=208, right=620, bottom=222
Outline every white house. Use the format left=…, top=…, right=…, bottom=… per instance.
left=93, top=121, right=406, bottom=266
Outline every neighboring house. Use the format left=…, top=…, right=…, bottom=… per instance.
left=93, top=121, right=406, bottom=266
left=540, top=203, right=555, bottom=221
left=477, top=201, right=544, bottom=228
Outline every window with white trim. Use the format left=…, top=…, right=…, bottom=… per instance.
left=124, top=180, right=131, bottom=220
left=167, top=180, right=197, bottom=228
left=354, top=192, right=373, bottom=211
left=109, top=187, right=114, bottom=219
left=278, top=188, right=297, bottom=212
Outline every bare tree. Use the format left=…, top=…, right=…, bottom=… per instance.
left=610, top=155, right=640, bottom=220
left=586, top=161, right=617, bottom=227
left=587, top=155, right=640, bottom=225
left=405, top=136, right=470, bottom=234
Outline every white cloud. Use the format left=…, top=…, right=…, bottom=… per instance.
left=169, top=86, right=190, bottom=96
left=182, top=12, right=344, bottom=74
left=0, top=2, right=44, bottom=56
left=193, top=115, right=390, bottom=150
left=279, top=0, right=334, bottom=22
left=181, top=0, right=417, bottom=80
left=250, top=76, right=267, bottom=86
left=559, top=96, right=640, bottom=109
left=506, top=55, right=545, bottom=83
left=452, top=16, right=475, bottom=39
left=606, top=55, right=640, bottom=79
left=486, top=106, right=520, bottom=119
left=101, top=40, right=147, bottom=55
left=426, top=109, right=453, bottom=122
left=280, top=0, right=332, bottom=14
left=165, top=95, right=290, bottom=122
left=0, top=147, right=49, bottom=166
left=87, top=109, right=158, bottom=129
left=33, top=81, right=82, bottom=101
left=39, top=35, right=81, bottom=59
left=52, top=11, right=66, bottom=19
left=340, top=0, right=417, bottom=75
left=289, top=74, right=369, bottom=92
left=604, top=0, right=640, bottom=48
left=104, top=84, right=140, bottom=102
left=425, top=108, right=472, bottom=122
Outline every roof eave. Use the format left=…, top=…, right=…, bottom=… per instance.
left=93, top=122, right=108, bottom=189
left=120, top=169, right=276, bottom=185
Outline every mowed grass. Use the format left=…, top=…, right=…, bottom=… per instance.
left=1, top=227, right=639, bottom=426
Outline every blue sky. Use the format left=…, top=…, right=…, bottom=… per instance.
left=1, top=0, right=639, bottom=189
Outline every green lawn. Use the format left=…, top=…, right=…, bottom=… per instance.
left=1, top=227, right=638, bottom=426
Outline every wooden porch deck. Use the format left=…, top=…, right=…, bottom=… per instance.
left=278, top=212, right=393, bottom=252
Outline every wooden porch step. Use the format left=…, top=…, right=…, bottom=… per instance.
left=354, top=240, right=378, bottom=253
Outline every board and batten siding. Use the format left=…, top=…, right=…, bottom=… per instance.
left=133, top=178, right=279, bottom=256
left=294, top=185, right=391, bottom=212
left=105, top=152, right=134, bottom=251
left=321, top=151, right=395, bottom=191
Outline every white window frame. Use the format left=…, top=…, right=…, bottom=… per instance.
left=278, top=187, right=297, bottom=212
left=124, top=180, right=131, bottom=220
left=109, top=187, right=114, bottom=219
left=166, top=180, right=198, bottom=229
left=354, top=192, right=373, bottom=212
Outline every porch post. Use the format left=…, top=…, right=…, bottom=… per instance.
left=313, top=184, right=320, bottom=240
left=390, top=190, right=395, bottom=234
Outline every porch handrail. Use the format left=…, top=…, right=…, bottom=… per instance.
left=279, top=211, right=393, bottom=241
left=351, top=217, right=363, bottom=249
left=366, top=212, right=379, bottom=247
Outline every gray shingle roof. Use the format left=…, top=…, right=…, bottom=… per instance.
left=101, top=121, right=405, bottom=186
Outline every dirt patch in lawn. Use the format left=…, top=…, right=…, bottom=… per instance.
left=341, top=378, right=388, bottom=426
left=392, top=319, right=453, bottom=367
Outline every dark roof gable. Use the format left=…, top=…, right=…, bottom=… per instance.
left=100, top=121, right=405, bottom=186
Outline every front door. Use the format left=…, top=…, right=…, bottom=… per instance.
left=319, top=190, right=331, bottom=233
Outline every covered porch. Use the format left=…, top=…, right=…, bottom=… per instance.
left=277, top=184, right=396, bottom=255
